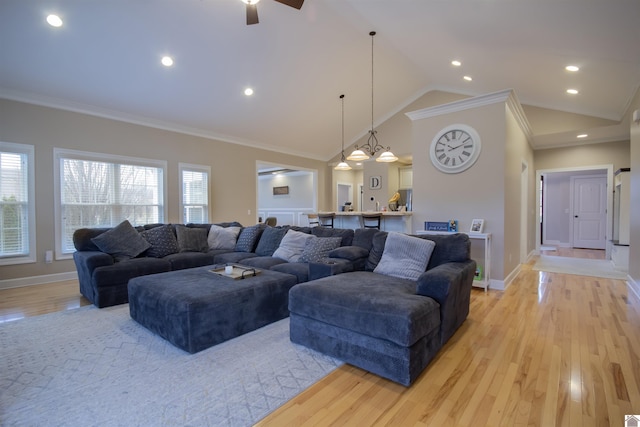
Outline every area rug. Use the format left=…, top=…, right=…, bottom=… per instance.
left=533, top=255, right=628, bottom=280
left=0, top=305, right=342, bottom=426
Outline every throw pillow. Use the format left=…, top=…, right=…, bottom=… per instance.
left=254, top=226, right=288, bottom=256
left=140, top=224, right=179, bottom=258
left=207, top=224, right=241, bottom=250
left=272, top=229, right=313, bottom=262
left=298, top=236, right=342, bottom=263
left=373, top=232, right=436, bottom=281
left=91, top=220, right=150, bottom=261
left=235, top=224, right=265, bottom=253
left=175, top=225, right=209, bottom=253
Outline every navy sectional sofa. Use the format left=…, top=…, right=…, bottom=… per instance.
left=72, top=222, right=357, bottom=308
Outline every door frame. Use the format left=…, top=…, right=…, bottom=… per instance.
left=535, top=164, right=613, bottom=254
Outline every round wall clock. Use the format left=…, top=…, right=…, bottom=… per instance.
left=429, top=124, right=481, bottom=174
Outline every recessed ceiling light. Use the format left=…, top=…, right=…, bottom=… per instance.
left=463, top=75, right=472, bottom=81
left=451, top=60, right=462, bottom=67
left=161, top=56, right=174, bottom=67
left=46, top=14, right=63, bottom=27
left=244, top=87, right=254, bottom=96
left=577, top=134, right=588, bottom=138
left=566, top=88, right=579, bottom=95
left=565, top=65, right=579, bottom=72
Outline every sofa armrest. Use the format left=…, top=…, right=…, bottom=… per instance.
left=308, top=259, right=355, bottom=281
left=328, top=246, right=369, bottom=261
left=73, top=250, right=114, bottom=272
left=416, top=260, right=476, bottom=345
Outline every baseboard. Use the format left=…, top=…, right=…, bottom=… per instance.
left=498, top=264, right=522, bottom=291
left=0, top=271, right=78, bottom=290
left=627, top=275, right=640, bottom=301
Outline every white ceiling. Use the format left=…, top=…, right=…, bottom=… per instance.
left=1, top=0, right=639, bottom=161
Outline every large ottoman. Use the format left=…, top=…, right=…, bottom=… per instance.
left=128, top=265, right=297, bottom=353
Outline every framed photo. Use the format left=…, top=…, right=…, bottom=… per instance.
left=369, top=176, right=381, bottom=190
left=425, top=221, right=449, bottom=231
left=273, top=186, right=289, bottom=195
left=470, top=218, right=484, bottom=233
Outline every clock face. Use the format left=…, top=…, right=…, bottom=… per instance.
left=429, top=124, right=481, bottom=173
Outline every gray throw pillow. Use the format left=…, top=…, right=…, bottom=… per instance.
left=254, top=226, right=288, bottom=256
left=373, top=232, right=436, bottom=281
left=175, top=225, right=209, bottom=253
left=272, top=229, right=313, bottom=262
left=235, top=224, right=265, bottom=253
left=207, top=224, right=241, bottom=250
left=91, top=220, right=150, bottom=261
left=140, top=224, right=179, bottom=258
left=298, top=236, right=342, bottom=263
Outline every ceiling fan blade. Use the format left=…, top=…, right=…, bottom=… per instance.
left=274, top=0, right=304, bottom=10
left=246, top=3, right=259, bottom=25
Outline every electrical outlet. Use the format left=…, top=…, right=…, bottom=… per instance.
left=247, top=209, right=251, bottom=215
left=45, top=250, right=53, bottom=263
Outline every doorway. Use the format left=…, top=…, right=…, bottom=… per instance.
left=536, top=165, right=612, bottom=258
left=336, top=183, right=352, bottom=211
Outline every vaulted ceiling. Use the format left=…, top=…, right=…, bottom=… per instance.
left=1, top=0, right=639, bottom=161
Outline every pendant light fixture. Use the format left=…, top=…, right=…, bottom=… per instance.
left=334, top=94, right=352, bottom=171
left=347, top=31, right=398, bottom=163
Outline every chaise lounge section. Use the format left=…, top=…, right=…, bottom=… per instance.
left=288, top=231, right=476, bottom=386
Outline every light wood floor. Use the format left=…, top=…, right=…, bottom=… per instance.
left=2, top=249, right=638, bottom=426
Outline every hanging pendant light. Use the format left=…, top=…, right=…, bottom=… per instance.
left=334, top=94, right=352, bottom=171
left=347, top=31, right=397, bottom=163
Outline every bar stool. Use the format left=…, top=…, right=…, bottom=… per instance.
left=361, top=213, right=382, bottom=230
left=307, top=213, right=320, bottom=227
left=318, top=213, right=335, bottom=228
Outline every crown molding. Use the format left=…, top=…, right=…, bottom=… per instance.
left=405, top=89, right=533, bottom=144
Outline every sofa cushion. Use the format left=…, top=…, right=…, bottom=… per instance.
left=416, top=233, right=470, bottom=269
left=163, top=251, right=216, bottom=270
left=92, top=257, right=171, bottom=286
left=328, top=246, right=369, bottom=262
left=351, top=228, right=379, bottom=251
left=271, top=262, right=310, bottom=283
left=299, top=236, right=342, bottom=263
left=175, top=225, right=209, bottom=253
left=311, top=227, right=354, bottom=246
left=207, top=224, right=241, bottom=250
left=374, top=232, right=436, bottom=281
left=365, top=232, right=389, bottom=271
left=91, top=220, right=151, bottom=261
left=235, top=224, right=265, bottom=253
left=140, top=224, right=180, bottom=258
left=241, top=256, right=287, bottom=270
left=288, top=271, right=441, bottom=347
left=272, top=229, right=313, bottom=262
left=254, top=226, right=288, bottom=256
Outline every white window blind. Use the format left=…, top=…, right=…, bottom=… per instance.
left=0, top=142, right=35, bottom=264
left=57, top=150, right=166, bottom=254
left=180, top=164, right=209, bottom=224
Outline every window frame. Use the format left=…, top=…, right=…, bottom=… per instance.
left=0, top=141, right=36, bottom=265
left=54, top=148, right=168, bottom=259
left=179, top=162, right=211, bottom=224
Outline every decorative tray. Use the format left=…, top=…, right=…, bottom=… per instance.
left=209, top=264, right=261, bottom=280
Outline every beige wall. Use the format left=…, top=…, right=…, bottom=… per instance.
left=0, top=99, right=327, bottom=283
left=627, top=88, right=640, bottom=283
left=535, top=140, right=631, bottom=171
left=505, top=107, right=536, bottom=273
left=411, top=101, right=508, bottom=282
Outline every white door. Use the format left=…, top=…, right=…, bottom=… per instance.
left=571, top=175, right=606, bottom=249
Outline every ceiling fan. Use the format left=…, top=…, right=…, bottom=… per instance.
left=241, top=0, right=305, bottom=25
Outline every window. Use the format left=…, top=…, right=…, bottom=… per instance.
left=55, top=149, right=167, bottom=257
left=0, top=142, right=35, bottom=265
left=179, top=163, right=210, bottom=224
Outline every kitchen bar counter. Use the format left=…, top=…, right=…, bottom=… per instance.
left=314, top=211, right=412, bottom=233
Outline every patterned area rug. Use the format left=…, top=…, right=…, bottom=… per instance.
left=533, top=255, right=628, bottom=280
left=0, top=305, right=342, bottom=426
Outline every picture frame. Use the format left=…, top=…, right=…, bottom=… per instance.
left=425, top=221, right=449, bottom=232
left=470, top=218, right=484, bottom=233
left=273, top=186, right=289, bottom=195
left=369, top=176, right=382, bottom=190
